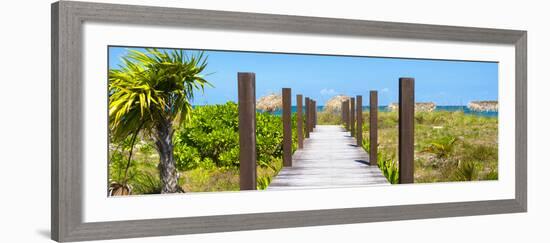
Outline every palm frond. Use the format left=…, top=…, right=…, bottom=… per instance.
left=108, top=48, right=212, bottom=142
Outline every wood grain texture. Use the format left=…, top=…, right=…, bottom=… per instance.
left=369, top=91, right=378, bottom=166
left=314, top=100, right=317, bottom=127
left=305, top=97, right=310, bottom=138
left=356, top=95, right=363, bottom=146
left=341, top=101, right=345, bottom=123
left=51, top=2, right=60, bottom=240
left=350, top=97, right=356, bottom=137
left=515, top=33, right=528, bottom=211
left=398, top=78, right=414, bottom=184
left=268, top=125, right=388, bottom=189
left=297, top=94, right=304, bottom=149
left=282, top=88, right=292, bottom=167
left=52, top=1, right=527, bottom=241
left=309, top=99, right=314, bottom=132
left=344, top=100, right=349, bottom=131
left=238, top=73, right=257, bottom=190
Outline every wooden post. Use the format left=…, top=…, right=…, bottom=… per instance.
left=312, top=100, right=315, bottom=128
left=341, top=101, right=346, bottom=124
left=315, top=100, right=318, bottom=127
left=344, top=100, right=350, bottom=131
left=297, top=94, right=303, bottom=149
left=350, top=97, right=355, bottom=137
left=399, top=78, right=415, bottom=184
left=313, top=100, right=317, bottom=128
left=309, top=99, right=314, bottom=132
left=282, top=88, right=292, bottom=167
left=305, top=97, right=310, bottom=138
left=356, top=95, right=363, bottom=147
left=369, top=91, right=378, bottom=166
left=238, top=72, right=256, bottom=190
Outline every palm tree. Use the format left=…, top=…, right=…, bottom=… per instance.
left=109, top=48, right=210, bottom=193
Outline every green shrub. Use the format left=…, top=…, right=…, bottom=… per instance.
left=257, top=176, right=272, bottom=190
left=378, top=153, right=399, bottom=184
left=377, top=112, right=398, bottom=129
left=377, top=152, right=399, bottom=184
left=317, top=111, right=341, bottom=125
left=173, top=144, right=201, bottom=171
left=132, top=172, right=162, bottom=194
left=175, top=102, right=240, bottom=168
left=174, top=102, right=291, bottom=173
left=453, top=160, right=480, bottom=181
left=362, top=139, right=370, bottom=154
left=256, top=111, right=284, bottom=167
left=483, top=169, right=498, bottom=180
left=421, top=135, right=458, bottom=159
left=108, top=149, right=127, bottom=183
left=461, top=142, right=498, bottom=162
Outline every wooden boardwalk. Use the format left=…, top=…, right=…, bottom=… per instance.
left=268, top=125, right=389, bottom=190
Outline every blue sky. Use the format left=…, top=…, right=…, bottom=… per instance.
left=108, top=46, right=498, bottom=106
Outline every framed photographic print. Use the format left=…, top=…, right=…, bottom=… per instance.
left=51, top=0, right=527, bottom=242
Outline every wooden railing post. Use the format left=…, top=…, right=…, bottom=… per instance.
left=313, top=100, right=317, bottom=128
left=350, top=97, right=356, bottom=137
left=344, top=100, right=349, bottom=131
left=238, top=72, right=256, bottom=190
left=356, top=95, right=363, bottom=147
left=305, top=97, right=310, bottom=138
left=282, top=88, right=292, bottom=167
left=297, top=94, right=303, bottom=149
left=369, top=91, right=378, bottom=166
left=399, top=78, right=415, bottom=184
left=309, top=99, right=314, bottom=132
left=347, top=100, right=351, bottom=131
left=341, top=101, right=346, bottom=124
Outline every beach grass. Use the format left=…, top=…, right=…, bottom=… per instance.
left=109, top=106, right=498, bottom=195
left=355, top=110, right=498, bottom=183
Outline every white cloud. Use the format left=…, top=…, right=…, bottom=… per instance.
left=320, top=88, right=336, bottom=96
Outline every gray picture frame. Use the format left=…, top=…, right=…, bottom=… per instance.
left=51, top=1, right=527, bottom=242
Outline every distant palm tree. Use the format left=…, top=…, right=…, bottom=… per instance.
left=109, top=49, right=210, bottom=193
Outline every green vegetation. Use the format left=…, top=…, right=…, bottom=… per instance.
left=377, top=153, right=399, bottom=184
left=109, top=102, right=295, bottom=194
left=108, top=48, right=210, bottom=194
left=318, top=109, right=498, bottom=183
left=317, top=110, right=342, bottom=125
left=108, top=48, right=302, bottom=195
left=107, top=47, right=498, bottom=195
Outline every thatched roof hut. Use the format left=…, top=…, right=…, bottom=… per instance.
left=389, top=102, right=436, bottom=112
left=468, top=101, right=498, bottom=112
left=257, top=93, right=282, bottom=112
left=323, top=95, right=351, bottom=113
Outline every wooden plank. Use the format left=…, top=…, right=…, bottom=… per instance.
left=282, top=88, right=292, bottom=167
left=238, top=72, right=257, bottom=190
left=350, top=97, right=355, bottom=137
left=399, top=78, right=414, bottom=184
left=269, top=125, right=389, bottom=189
left=369, top=91, right=378, bottom=166
left=356, top=95, right=363, bottom=147
left=297, top=94, right=303, bottom=149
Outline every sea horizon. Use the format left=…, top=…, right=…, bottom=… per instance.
left=192, top=104, right=498, bottom=117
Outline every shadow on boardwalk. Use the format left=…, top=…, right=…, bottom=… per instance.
left=268, top=125, right=389, bottom=190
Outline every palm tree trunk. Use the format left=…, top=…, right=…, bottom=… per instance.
left=154, top=118, right=180, bottom=193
